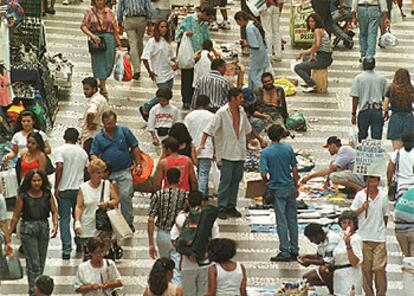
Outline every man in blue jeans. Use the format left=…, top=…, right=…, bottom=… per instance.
left=54, top=128, right=89, bottom=260
left=350, top=57, right=387, bottom=141
left=260, top=124, right=299, bottom=262
left=352, top=0, right=389, bottom=59
left=91, top=110, right=145, bottom=231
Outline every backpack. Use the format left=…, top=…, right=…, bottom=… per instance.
left=176, top=204, right=218, bottom=261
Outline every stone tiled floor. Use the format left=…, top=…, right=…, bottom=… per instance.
left=2, top=0, right=413, bottom=294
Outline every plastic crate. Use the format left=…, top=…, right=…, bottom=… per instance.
left=20, top=0, right=42, bottom=18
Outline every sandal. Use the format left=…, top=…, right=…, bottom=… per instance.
left=45, top=7, right=56, bottom=14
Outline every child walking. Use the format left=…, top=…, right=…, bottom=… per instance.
left=205, top=238, right=247, bottom=296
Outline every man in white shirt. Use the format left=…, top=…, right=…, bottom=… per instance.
left=299, top=223, right=342, bottom=294
left=351, top=175, right=389, bottom=296
left=81, top=77, right=109, bottom=155
left=200, top=87, right=252, bottom=219
left=184, top=95, right=215, bottom=198
left=54, top=128, right=89, bottom=260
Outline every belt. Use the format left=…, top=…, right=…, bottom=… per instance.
left=361, top=102, right=382, bottom=111
left=329, top=264, right=353, bottom=272
left=358, top=3, right=378, bottom=6
left=127, top=14, right=147, bottom=18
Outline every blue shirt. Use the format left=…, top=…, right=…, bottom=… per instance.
left=117, top=0, right=151, bottom=21
left=259, top=143, right=298, bottom=190
left=246, top=22, right=268, bottom=71
left=91, top=126, right=139, bottom=172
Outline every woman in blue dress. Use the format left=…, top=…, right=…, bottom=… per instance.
left=235, top=11, right=269, bottom=90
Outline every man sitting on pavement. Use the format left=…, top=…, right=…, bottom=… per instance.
left=300, top=136, right=365, bottom=193
left=299, top=223, right=342, bottom=295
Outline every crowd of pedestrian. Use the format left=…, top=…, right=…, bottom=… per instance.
left=2, top=0, right=414, bottom=295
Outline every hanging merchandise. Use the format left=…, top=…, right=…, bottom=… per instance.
left=290, top=0, right=314, bottom=46
left=6, top=101, right=24, bottom=123
left=0, top=65, right=12, bottom=106
left=5, top=0, right=24, bottom=29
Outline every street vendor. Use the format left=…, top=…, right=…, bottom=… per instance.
left=300, top=136, right=365, bottom=193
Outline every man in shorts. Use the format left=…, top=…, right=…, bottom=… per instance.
left=300, top=136, right=365, bottom=192
left=207, top=0, right=231, bottom=30
left=299, top=223, right=342, bottom=294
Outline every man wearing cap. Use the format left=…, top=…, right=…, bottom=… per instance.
left=350, top=58, right=387, bottom=142
left=260, top=124, right=299, bottom=262
left=300, top=136, right=365, bottom=192
left=34, top=275, right=54, bottom=296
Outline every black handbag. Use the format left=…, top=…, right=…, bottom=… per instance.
left=95, top=181, right=113, bottom=232
left=45, top=156, right=55, bottom=175
left=88, top=8, right=107, bottom=54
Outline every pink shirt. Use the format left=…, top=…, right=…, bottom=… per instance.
left=81, top=7, right=117, bottom=33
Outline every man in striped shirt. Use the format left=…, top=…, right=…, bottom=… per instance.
left=192, top=59, right=232, bottom=110
left=117, top=0, right=152, bottom=80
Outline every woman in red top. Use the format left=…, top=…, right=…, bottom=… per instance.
left=153, top=136, right=197, bottom=192
left=19, top=132, right=47, bottom=181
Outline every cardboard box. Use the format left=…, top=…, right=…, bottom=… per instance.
left=245, top=179, right=267, bottom=199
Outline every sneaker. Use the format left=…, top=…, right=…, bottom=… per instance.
left=132, top=72, right=140, bottom=80
left=129, top=224, right=136, bottom=233
left=182, top=103, right=191, bottom=110
left=219, top=20, right=231, bottom=30
left=270, top=253, right=293, bottom=262
left=345, top=39, right=354, bottom=50
left=62, top=253, right=70, bottom=260
left=300, top=82, right=309, bottom=87
left=218, top=208, right=228, bottom=220
left=209, top=21, right=219, bottom=31
left=62, top=0, right=70, bottom=5
left=139, top=106, right=149, bottom=122
left=302, top=85, right=317, bottom=93
left=226, top=207, right=242, bottom=218
left=411, top=10, right=414, bottom=15
left=45, top=7, right=56, bottom=14
left=378, top=37, right=385, bottom=48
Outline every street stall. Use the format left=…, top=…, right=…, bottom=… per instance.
left=290, top=0, right=314, bottom=46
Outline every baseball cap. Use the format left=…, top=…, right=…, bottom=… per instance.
left=323, top=136, right=341, bottom=148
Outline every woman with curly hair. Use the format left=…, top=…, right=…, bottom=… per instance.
left=383, top=68, right=414, bottom=150
left=143, top=257, right=183, bottom=296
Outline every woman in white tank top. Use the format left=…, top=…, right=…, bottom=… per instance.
left=206, top=238, right=247, bottom=296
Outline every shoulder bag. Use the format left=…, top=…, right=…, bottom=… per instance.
left=388, top=150, right=399, bottom=202
left=88, top=9, right=107, bottom=54
left=95, top=180, right=113, bottom=232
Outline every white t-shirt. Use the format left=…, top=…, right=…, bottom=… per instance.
left=193, top=50, right=212, bottom=87
left=390, top=148, right=414, bottom=191
left=316, top=231, right=341, bottom=262
left=351, top=189, right=389, bottom=242
left=74, top=259, right=121, bottom=296
left=184, top=109, right=214, bottom=159
left=81, top=92, right=109, bottom=141
left=78, top=180, right=110, bottom=238
left=147, top=104, right=180, bottom=132
left=333, top=233, right=363, bottom=296
left=11, top=129, right=48, bottom=156
left=141, top=37, right=175, bottom=84
left=54, top=143, right=89, bottom=191
left=170, top=211, right=219, bottom=270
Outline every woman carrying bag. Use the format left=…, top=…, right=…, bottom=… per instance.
left=8, top=169, right=58, bottom=295
left=81, top=0, right=121, bottom=99
left=75, top=159, right=119, bottom=260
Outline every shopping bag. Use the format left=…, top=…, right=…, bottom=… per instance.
left=131, top=153, right=154, bottom=185
left=122, top=54, right=133, bottom=82
left=0, top=252, right=23, bottom=280
left=210, top=161, right=221, bottom=194
left=391, top=3, right=403, bottom=24
left=379, top=30, right=398, bottom=48
left=0, top=165, right=18, bottom=198
left=177, top=35, right=195, bottom=69
left=107, top=208, right=133, bottom=239
left=274, top=76, right=297, bottom=96
left=114, top=51, right=125, bottom=81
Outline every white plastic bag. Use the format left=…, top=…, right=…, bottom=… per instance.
left=210, top=161, right=221, bottom=194
left=391, top=3, right=403, bottom=24
left=177, top=34, right=195, bottom=69
left=379, top=30, right=398, bottom=48
left=0, top=166, right=18, bottom=198
left=113, top=51, right=125, bottom=81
